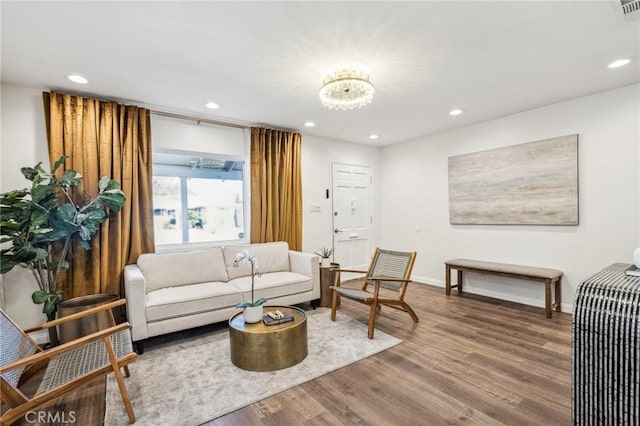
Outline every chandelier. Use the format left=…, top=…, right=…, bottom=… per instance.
left=319, top=68, right=374, bottom=110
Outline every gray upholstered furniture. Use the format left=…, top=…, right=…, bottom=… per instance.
left=124, top=242, right=319, bottom=351
left=445, top=258, right=563, bottom=318
left=573, top=264, right=640, bottom=425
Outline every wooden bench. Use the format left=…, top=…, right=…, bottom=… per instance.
left=445, top=258, right=563, bottom=318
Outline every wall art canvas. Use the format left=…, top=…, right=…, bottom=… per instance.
left=448, top=134, right=578, bottom=225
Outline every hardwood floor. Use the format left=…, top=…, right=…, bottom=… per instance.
left=13, top=282, right=572, bottom=425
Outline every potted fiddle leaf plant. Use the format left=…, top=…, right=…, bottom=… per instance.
left=233, top=249, right=266, bottom=323
left=0, top=156, right=126, bottom=344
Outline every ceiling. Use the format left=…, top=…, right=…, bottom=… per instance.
left=1, top=1, right=638, bottom=146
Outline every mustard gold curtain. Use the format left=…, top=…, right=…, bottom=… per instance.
left=250, top=127, right=302, bottom=251
left=43, top=91, right=154, bottom=299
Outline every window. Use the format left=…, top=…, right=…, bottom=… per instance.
left=152, top=151, right=246, bottom=247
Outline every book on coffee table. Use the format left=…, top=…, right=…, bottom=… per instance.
left=263, top=311, right=294, bottom=326
left=626, top=265, right=640, bottom=277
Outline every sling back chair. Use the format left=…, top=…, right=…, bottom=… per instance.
left=330, top=248, right=418, bottom=339
left=0, top=299, right=137, bottom=425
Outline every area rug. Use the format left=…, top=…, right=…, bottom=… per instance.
left=104, top=308, right=401, bottom=425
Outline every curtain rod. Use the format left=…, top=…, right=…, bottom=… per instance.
left=150, top=109, right=299, bottom=134
left=150, top=110, right=249, bottom=130
left=45, top=90, right=253, bottom=131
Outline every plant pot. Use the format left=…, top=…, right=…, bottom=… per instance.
left=320, top=258, right=331, bottom=268
left=319, top=263, right=340, bottom=308
left=243, top=305, right=264, bottom=324
left=57, top=294, right=118, bottom=344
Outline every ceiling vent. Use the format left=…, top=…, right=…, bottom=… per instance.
left=621, top=0, right=640, bottom=21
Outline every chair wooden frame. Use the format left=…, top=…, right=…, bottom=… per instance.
left=0, top=299, right=137, bottom=425
left=330, top=248, right=418, bottom=339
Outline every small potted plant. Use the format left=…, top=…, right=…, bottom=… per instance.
left=233, top=249, right=266, bottom=323
left=314, top=246, right=333, bottom=267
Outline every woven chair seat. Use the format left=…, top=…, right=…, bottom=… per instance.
left=331, top=287, right=372, bottom=301
left=330, top=248, right=418, bottom=339
left=37, top=329, right=134, bottom=394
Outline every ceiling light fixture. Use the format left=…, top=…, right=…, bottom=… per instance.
left=608, top=58, right=631, bottom=69
left=304, top=122, right=315, bottom=127
left=67, top=74, right=88, bottom=84
left=449, top=108, right=464, bottom=116
left=205, top=102, right=220, bottom=109
left=319, top=68, right=374, bottom=110
left=369, top=134, right=379, bottom=140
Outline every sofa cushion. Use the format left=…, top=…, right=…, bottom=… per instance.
left=223, top=242, right=290, bottom=280
left=146, top=281, right=242, bottom=322
left=230, top=271, right=313, bottom=302
left=138, top=247, right=229, bottom=293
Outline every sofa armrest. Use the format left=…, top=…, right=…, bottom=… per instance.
left=289, top=250, right=320, bottom=299
left=124, top=264, right=148, bottom=342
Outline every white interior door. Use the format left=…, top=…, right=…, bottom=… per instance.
left=332, top=163, right=372, bottom=269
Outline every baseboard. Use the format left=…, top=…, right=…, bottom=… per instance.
left=411, top=275, right=573, bottom=314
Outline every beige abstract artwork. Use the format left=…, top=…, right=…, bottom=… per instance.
left=448, top=134, right=578, bottom=225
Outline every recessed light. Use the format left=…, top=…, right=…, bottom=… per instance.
left=449, top=109, right=463, bottom=116
left=304, top=122, right=315, bottom=127
left=67, top=74, right=88, bottom=84
left=608, top=59, right=631, bottom=69
left=205, top=102, right=219, bottom=109
left=369, top=134, right=379, bottom=140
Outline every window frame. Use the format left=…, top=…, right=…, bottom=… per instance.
left=151, top=148, right=249, bottom=252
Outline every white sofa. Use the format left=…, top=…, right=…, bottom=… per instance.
left=124, top=242, right=319, bottom=352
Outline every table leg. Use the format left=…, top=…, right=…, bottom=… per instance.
left=545, top=279, right=552, bottom=318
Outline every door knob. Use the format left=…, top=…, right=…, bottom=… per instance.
left=334, top=228, right=343, bottom=233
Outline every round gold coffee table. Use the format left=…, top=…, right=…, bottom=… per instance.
left=229, top=305, right=308, bottom=372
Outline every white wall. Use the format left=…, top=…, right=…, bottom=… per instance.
left=300, top=134, right=381, bottom=257
left=380, top=84, right=640, bottom=311
left=1, top=83, right=50, bottom=327
left=151, top=115, right=247, bottom=157
left=0, top=83, right=382, bottom=328
left=3, top=81, right=636, bottom=324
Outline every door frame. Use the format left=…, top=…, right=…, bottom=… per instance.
left=330, top=162, right=374, bottom=269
